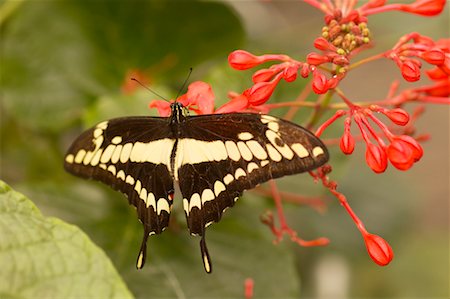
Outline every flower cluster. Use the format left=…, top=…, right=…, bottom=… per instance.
left=124, top=0, right=448, bottom=268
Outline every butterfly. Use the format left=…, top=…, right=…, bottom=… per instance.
left=64, top=102, right=329, bottom=273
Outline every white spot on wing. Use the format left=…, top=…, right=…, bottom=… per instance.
left=139, top=188, right=147, bottom=205
left=234, top=168, right=246, bottom=179
left=157, top=198, right=170, bottom=214
left=261, top=114, right=278, bottom=124
left=130, top=139, right=174, bottom=166
left=107, top=165, right=116, bottom=175
left=223, top=174, right=234, bottom=185
left=111, top=145, right=123, bottom=164
left=246, top=140, right=268, bottom=160
left=74, top=150, right=86, bottom=164
left=134, top=180, right=142, bottom=194
left=189, top=193, right=201, bottom=211
left=101, top=145, right=116, bottom=163
left=266, top=144, right=282, bottom=162
left=65, top=154, right=74, bottom=164
left=313, top=146, right=325, bottom=157
left=225, top=141, right=241, bottom=162
left=117, top=170, right=125, bottom=180
left=93, top=128, right=103, bottom=138
left=201, top=189, right=215, bottom=204
left=96, top=121, right=108, bottom=130
left=147, top=193, right=156, bottom=209
left=111, top=136, right=122, bottom=144
left=238, top=132, right=254, bottom=141
left=214, top=181, right=226, bottom=196
left=266, top=130, right=294, bottom=160
left=125, top=175, right=135, bottom=185
left=247, top=162, right=259, bottom=173
left=120, top=143, right=133, bottom=163
left=90, top=149, right=102, bottom=166
left=183, top=198, right=189, bottom=215
left=237, top=142, right=253, bottom=161
left=268, top=122, right=279, bottom=132
left=291, top=143, right=309, bottom=158
left=261, top=160, right=270, bottom=167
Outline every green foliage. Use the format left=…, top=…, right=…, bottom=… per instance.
left=0, top=180, right=133, bottom=299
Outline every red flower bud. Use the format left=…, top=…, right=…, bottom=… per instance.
left=307, top=52, right=331, bottom=65
left=385, top=108, right=410, bottom=126
left=248, top=74, right=283, bottom=106
left=363, top=233, right=394, bottom=266
left=421, top=48, right=446, bottom=65
left=366, top=143, right=388, bottom=173
left=301, top=64, right=311, bottom=78
left=332, top=55, right=349, bottom=66
left=252, top=67, right=279, bottom=83
left=399, top=0, right=446, bottom=16
left=387, top=135, right=423, bottom=170
left=228, top=50, right=263, bottom=70
left=401, top=60, right=421, bottom=82
left=282, top=65, right=299, bottom=82
left=312, top=70, right=329, bottom=94
left=340, top=131, right=355, bottom=155
left=313, top=37, right=337, bottom=51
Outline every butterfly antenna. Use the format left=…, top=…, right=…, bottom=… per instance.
left=175, top=67, right=193, bottom=101
left=131, top=78, right=169, bottom=102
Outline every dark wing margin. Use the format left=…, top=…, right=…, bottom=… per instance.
left=177, top=112, right=329, bottom=272
left=64, top=117, right=175, bottom=269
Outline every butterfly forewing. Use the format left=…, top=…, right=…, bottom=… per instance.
left=176, top=113, right=329, bottom=236
left=64, top=117, right=175, bottom=238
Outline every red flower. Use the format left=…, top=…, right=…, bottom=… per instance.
left=387, top=135, right=423, bottom=170
left=149, top=81, right=215, bottom=116
left=340, top=117, right=355, bottom=154
left=397, top=0, right=446, bottom=16
left=363, top=233, right=394, bottom=266
left=247, top=73, right=283, bottom=106
left=228, top=50, right=264, bottom=70
left=400, top=59, right=421, bottom=82
left=384, top=108, right=410, bottom=126
left=312, top=69, right=329, bottom=94
left=177, top=81, right=215, bottom=115
left=366, top=143, right=388, bottom=173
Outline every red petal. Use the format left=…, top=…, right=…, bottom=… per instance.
left=148, top=100, right=172, bottom=117
left=385, top=108, right=410, bottom=126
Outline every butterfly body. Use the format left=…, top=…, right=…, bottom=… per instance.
left=64, top=102, right=329, bottom=272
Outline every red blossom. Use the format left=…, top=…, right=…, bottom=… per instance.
left=366, top=143, right=388, bottom=173
left=149, top=81, right=215, bottom=116
left=228, top=50, right=264, bottom=70
left=177, top=81, right=215, bottom=115
left=397, top=0, right=446, bottom=16
left=312, top=69, right=329, bottom=94
left=363, top=233, right=394, bottom=266
left=400, top=59, right=421, bottom=82
left=421, top=48, right=446, bottom=65
left=121, top=69, right=151, bottom=94
left=385, top=108, right=410, bottom=126
left=387, top=135, right=423, bottom=170
left=340, top=117, right=355, bottom=154
left=247, top=73, right=283, bottom=106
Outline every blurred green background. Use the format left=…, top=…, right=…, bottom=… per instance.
left=1, top=1, right=448, bottom=298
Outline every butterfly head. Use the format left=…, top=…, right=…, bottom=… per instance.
left=170, top=101, right=188, bottom=124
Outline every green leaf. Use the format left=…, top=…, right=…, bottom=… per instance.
left=0, top=180, right=133, bottom=299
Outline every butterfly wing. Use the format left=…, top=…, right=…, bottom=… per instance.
left=176, top=113, right=329, bottom=272
left=64, top=117, right=175, bottom=268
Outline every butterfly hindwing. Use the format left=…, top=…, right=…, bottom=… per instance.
left=64, top=117, right=176, bottom=267
left=177, top=113, right=329, bottom=236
